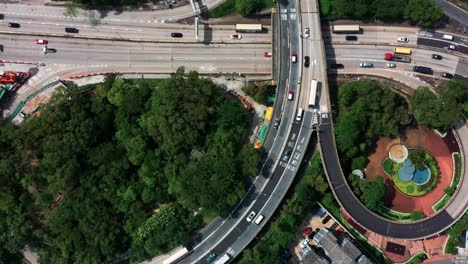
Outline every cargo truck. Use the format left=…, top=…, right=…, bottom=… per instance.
left=385, top=53, right=411, bottom=63
left=413, top=66, right=433, bottom=75
left=214, top=253, right=231, bottom=264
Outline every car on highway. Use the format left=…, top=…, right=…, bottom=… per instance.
left=43, top=46, right=57, bottom=54
left=397, top=37, right=408, bottom=42
left=291, top=52, right=297, bottom=63
left=246, top=211, right=256, bottom=222
left=387, top=63, right=396, bottom=68
left=447, top=44, right=458, bottom=51
left=254, top=214, right=264, bottom=225
left=230, top=34, right=242, bottom=39
left=329, top=63, right=344, bottom=69
left=359, top=62, right=373, bottom=68
left=273, top=118, right=281, bottom=129
left=264, top=52, right=272, bottom=57
left=304, top=56, right=310, bottom=67
left=35, top=39, right=48, bottom=44
left=432, top=54, right=442, bottom=60
left=65, top=27, right=79, bottom=33
left=303, top=27, right=310, bottom=38
left=287, top=89, right=294, bottom=101
left=0, top=44, right=3, bottom=52
left=345, top=35, right=357, bottom=41
left=283, top=148, right=292, bottom=161
left=171, top=32, right=183, bottom=38
left=442, top=72, right=453, bottom=79
left=206, top=252, right=216, bottom=262
left=8, top=22, right=20, bottom=28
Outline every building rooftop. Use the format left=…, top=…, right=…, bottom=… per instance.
left=314, top=228, right=366, bottom=264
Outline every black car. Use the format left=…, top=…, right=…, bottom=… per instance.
left=171, top=32, right=183, bottom=38
left=345, top=35, right=357, bottom=41
left=0, top=44, right=3, bottom=52
left=329, top=63, right=344, bottom=69
left=442, top=72, right=453, bottom=79
left=273, top=118, right=281, bottom=129
left=65, top=27, right=79, bottom=33
left=304, top=56, right=310, bottom=68
left=282, top=148, right=292, bottom=161
left=8, top=22, right=20, bottom=28
left=432, top=54, right=442, bottom=60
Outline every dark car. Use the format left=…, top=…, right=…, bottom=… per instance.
left=345, top=35, right=357, bottom=41
left=273, top=118, right=281, bottom=129
left=304, top=56, right=310, bottom=68
left=330, top=63, right=344, bottom=69
left=0, top=44, right=3, bottom=52
left=65, top=27, right=79, bottom=33
left=282, top=148, right=292, bottom=161
left=171, top=32, right=183, bottom=38
left=432, top=54, right=442, bottom=60
left=8, top=22, right=20, bottom=28
left=442, top=72, right=453, bottom=79
left=322, top=215, right=331, bottom=224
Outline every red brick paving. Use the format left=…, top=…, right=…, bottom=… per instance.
left=365, top=125, right=455, bottom=215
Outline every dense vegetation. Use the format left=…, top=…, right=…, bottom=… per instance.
left=0, top=68, right=259, bottom=263
left=210, top=0, right=274, bottom=18
left=446, top=213, right=468, bottom=254
left=320, top=0, right=443, bottom=26
left=410, top=82, right=466, bottom=132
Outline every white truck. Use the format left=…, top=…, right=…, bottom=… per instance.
left=214, top=253, right=231, bottom=264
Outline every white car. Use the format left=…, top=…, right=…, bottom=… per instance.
left=387, top=63, right=396, bottom=68
left=397, top=37, right=409, bottom=43
left=303, top=27, right=310, bottom=38
left=231, top=34, right=242, bottom=39
left=246, top=211, right=256, bottom=222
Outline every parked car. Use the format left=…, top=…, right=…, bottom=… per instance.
left=171, top=32, right=183, bottom=38
left=303, top=27, right=310, bottom=38
left=206, top=253, right=217, bottom=262
left=387, top=63, right=396, bottom=68
left=35, top=39, right=48, bottom=44
left=303, top=227, right=312, bottom=236
left=283, top=148, right=292, bottom=161
left=8, top=22, right=20, bottom=28
left=322, top=215, right=331, bottom=224
left=230, top=34, right=242, bottom=39
left=287, top=89, right=294, bottom=101
left=65, top=27, right=79, bottom=33
left=432, top=54, right=442, bottom=60
left=304, top=56, right=310, bottom=67
left=345, top=35, right=357, bottom=41
left=397, top=37, right=409, bottom=42
left=246, top=211, right=256, bottom=222
left=447, top=44, right=458, bottom=51
left=264, top=51, right=272, bottom=57
left=291, top=52, right=297, bottom=63
left=442, top=72, right=453, bottom=78
left=359, top=62, right=373, bottom=68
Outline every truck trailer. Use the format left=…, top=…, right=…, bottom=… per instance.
left=385, top=53, right=411, bottom=63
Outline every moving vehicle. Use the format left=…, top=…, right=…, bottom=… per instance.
left=442, top=34, right=454, bottom=41
left=264, top=51, right=272, bottom=57
left=214, top=254, right=231, bottom=264
left=235, top=24, right=262, bottom=33
left=8, top=22, right=20, bottom=28
left=283, top=148, right=292, bottom=161
left=273, top=118, right=281, bottom=129
left=43, top=46, right=57, bottom=54
left=35, top=39, right=48, bottom=44
left=387, top=63, right=396, bottom=68
left=303, top=27, right=310, bottom=38
left=442, top=72, right=453, bottom=78
left=384, top=53, right=411, bottom=63
left=359, top=62, right=373, bottom=68
left=206, top=252, right=217, bottom=262
left=447, top=44, right=458, bottom=51
left=162, top=247, right=189, bottom=264
left=304, top=56, right=310, bottom=67
left=230, top=34, right=242, bottom=39
left=65, top=27, right=79, bottom=33
left=296, top=108, right=304, bottom=121
left=0, top=44, right=3, bottom=52
left=432, top=54, right=442, bottom=60
left=287, top=89, right=294, bottom=101
left=254, top=214, right=264, bottom=225
left=291, top=52, right=297, bottom=63
left=394, top=47, right=411, bottom=55
left=413, top=66, right=433, bottom=75
left=309, top=79, right=318, bottom=108
left=345, top=35, right=357, bottom=41
left=246, top=211, right=256, bottom=222
left=397, top=37, right=409, bottom=42
left=332, top=24, right=360, bottom=33
left=329, top=63, right=344, bottom=69
left=171, top=32, right=183, bottom=38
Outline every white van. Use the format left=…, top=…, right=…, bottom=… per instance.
left=296, top=108, right=304, bottom=121
left=254, top=214, right=264, bottom=225
left=442, top=34, right=454, bottom=41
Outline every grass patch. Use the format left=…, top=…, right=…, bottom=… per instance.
left=404, top=252, right=427, bottom=264
left=319, top=0, right=331, bottom=17
left=433, top=195, right=450, bottom=211
left=382, top=158, right=393, bottom=176
left=210, top=0, right=236, bottom=18
left=445, top=213, right=468, bottom=254
left=433, top=153, right=462, bottom=211
left=376, top=206, right=413, bottom=222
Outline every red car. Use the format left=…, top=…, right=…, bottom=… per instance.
left=287, top=89, right=294, bottom=101
left=264, top=52, right=272, bottom=57
left=303, top=227, right=312, bottom=236
left=291, top=52, right=297, bottom=63
left=35, top=39, right=48, bottom=44
left=447, top=44, right=458, bottom=51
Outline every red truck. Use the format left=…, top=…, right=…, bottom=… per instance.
left=385, top=53, right=411, bottom=63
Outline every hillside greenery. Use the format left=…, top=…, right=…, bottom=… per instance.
left=0, top=68, right=259, bottom=263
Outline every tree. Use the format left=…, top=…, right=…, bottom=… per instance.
left=235, top=0, right=262, bottom=16
left=371, top=0, right=407, bottom=21
left=404, top=0, right=443, bottom=27
left=408, top=151, right=426, bottom=170
left=362, top=176, right=386, bottom=211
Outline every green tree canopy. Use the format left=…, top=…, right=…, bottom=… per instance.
left=362, top=176, right=386, bottom=211
left=404, top=0, right=443, bottom=27
left=235, top=0, right=262, bottom=16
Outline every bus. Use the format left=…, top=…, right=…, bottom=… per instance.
left=394, top=48, right=412, bottom=55
left=162, top=247, right=189, bottom=264
left=235, top=24, right=263, bottom=33
left=309, top=79, right=318, bottom=107
left=332, top=25, right=360, bottom=34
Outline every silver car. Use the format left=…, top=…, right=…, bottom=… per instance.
left=387, top=63, right=396, bottom=68
left=246, top=211, right=256, bottom=222
left=359, top=62, right=373, bottom=68
left=303, top=27, right=310, bottom=38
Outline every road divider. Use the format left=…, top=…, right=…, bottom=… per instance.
left=0, top=59, right=46, bottom=66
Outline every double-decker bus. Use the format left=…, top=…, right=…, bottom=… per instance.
left=394, top=48, right=412, bottom=55
left=332, top=25, right=360, bottom=33
left=309, top=79, right=318, bottom=108
left=235, top=24, right=263, bottom=33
